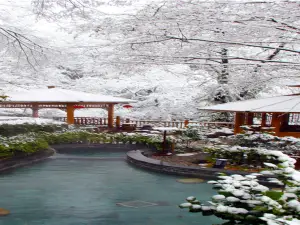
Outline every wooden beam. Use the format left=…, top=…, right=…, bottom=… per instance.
left=234, top=112, right=245, bottom=134
left=0, top=102, right=115, bottom=108
left=66, top=104, right=75, bottom=124
left=108, top=104, right=114, bottom=128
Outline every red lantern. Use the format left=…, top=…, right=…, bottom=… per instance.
left=123, top=104, right=133, bottom=109
left=74, top=105, right=85, bottom=109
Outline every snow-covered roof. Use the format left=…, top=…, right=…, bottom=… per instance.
left=3, top=88, right=136, bottom=104
left=200, top=95, right=300, bottom=113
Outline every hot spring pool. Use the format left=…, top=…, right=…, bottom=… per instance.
left=0, top=150, right=221, bottom=225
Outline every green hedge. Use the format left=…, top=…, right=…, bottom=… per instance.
left=0, top=123, right=69, bottom=137
left=0, top=135, right=49, bottom=157
left=37, top=131, right=172, bottom=150
left=0, top=131, right=172, bottom=158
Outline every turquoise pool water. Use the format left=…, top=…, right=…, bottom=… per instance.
left=0, top=150, right=220, bottom=225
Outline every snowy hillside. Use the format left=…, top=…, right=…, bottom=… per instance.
left=0, top=0, right=299, bottom=120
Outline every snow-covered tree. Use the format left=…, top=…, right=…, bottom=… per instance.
left=31, top=0, right=300, bottom=117
left=2, top=0, right=300, bottom=119
left=118, top=0, right=300, bottom=103
left=0, top=0, right=48, bottom=68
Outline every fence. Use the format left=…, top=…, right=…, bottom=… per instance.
left=53, top=117, right=234, bottom=129
left=127, top=119, right=233, bottom=129
left=53, top=117, right=108, bottom=126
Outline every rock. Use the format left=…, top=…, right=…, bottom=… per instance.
left=0, top=208, right=10, bottom=216
left=140, top=125, right=153, bottom=130
left=271, top=188, right=283, bottom=191
left=176, top=178, right=204, bottom=184
left=206, top=131, right=233, bottom=138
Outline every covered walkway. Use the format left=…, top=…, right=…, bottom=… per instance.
left=0, top=86, right=136, bottom=128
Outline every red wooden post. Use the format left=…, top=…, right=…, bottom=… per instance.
left=184, top=120, right=189, bottom=127
left=234, top=112, right=245, bottom=134
left=162, top=130, right=167, bottom=152
left=66, top=104, right=75, bottom=124
left=271, top=113, right=281, bottom=136
left=108, top=104, right=114, bottom=128
left=32, top=104, right=39, bottom=118
left=246, top=113, right=254, bottom=125
left=171, top=141, right=175, bottom=153
left=116, top=116, right=121, bottom=128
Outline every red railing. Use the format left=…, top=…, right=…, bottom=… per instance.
left=53, top=117, right=108, bottom=126
left=53, top=117, right=234, bottom=129
left=126, top=119, right=233, bottom=129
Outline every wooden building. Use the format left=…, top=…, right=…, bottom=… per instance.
left=0, top=87, right=136, bottom=128
left=200, top=92, right=300, bottom=138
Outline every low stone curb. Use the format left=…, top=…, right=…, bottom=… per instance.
left=0, top=148, right=55, bottom=173
left=127, top=150, right=251, bottom=179
left=126, top=150, right=277, bottom=185
left=0, top=144, right=145, bottom=173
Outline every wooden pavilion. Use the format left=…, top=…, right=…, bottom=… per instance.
left=200, top=90, right=300, bottom=138
left=0, top=86, right=136, bottom=128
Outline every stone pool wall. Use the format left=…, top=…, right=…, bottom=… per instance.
left=126, top=150, right=277, bottom=186
left=0, top=143, right=277, bottom=186
left=127, top=150, right=251, bottom=179
left=51, top=143, right=149, bottom=153
left=0, top=148, right=55, bottom=172
left=0, top=143, right=147, bottom=172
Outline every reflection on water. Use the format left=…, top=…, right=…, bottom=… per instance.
left=0, top=152, right=220, bottom=225
left=50, top=153, right=125, bottom=161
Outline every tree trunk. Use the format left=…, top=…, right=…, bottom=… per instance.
left=213, top=48, right=231, bottom=121
left=214, top=48, right=230, bottom=104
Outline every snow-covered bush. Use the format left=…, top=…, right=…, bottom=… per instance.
left=0, top=134, right=48, bottom=157
left=180, top=151, right=300, bottom=225
left=180, top=124, right=203, bottom=148
left=183, top=124, right=203, bottom=141
left=228, top=133, right=300, bottom=153
left=203, top=145, right=285, bottom=167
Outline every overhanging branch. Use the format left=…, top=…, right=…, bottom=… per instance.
left=0, top=26, right=48, bottom=69
left=163, top=35, right=300, bottom=54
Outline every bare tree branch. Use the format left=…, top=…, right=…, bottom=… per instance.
left=0, top=26, right=48, bottom=69
left=163, top=35, right=300, bottom=54
left=153, top=2, right=166, bottom=17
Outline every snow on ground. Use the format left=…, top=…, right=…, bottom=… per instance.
left=176, top=153, right=197, bottom=156
left=0, top=117, right=65, bottom=125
